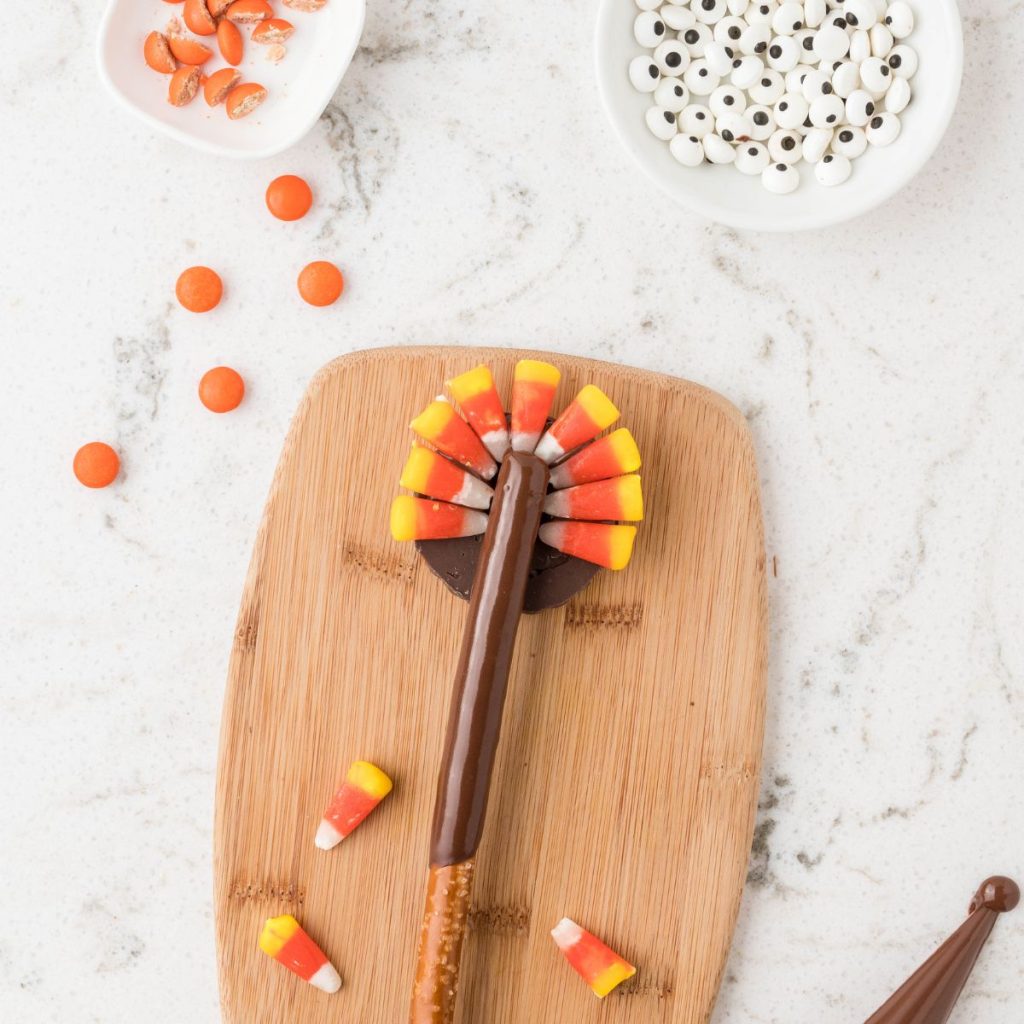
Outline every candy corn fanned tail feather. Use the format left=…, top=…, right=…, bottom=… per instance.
left=258, top=915, right=342, bottom=993
left=316, top=760, right=393, bottom=850
left=551, top=918, right=636, bottom=997
left=393, top=361, right=643, bottom=569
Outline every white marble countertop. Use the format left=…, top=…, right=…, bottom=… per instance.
left=2, top=1, right=1022, bottom=1021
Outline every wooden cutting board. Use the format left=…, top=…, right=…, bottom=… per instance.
left=214, top=346, right=767, bottom=1024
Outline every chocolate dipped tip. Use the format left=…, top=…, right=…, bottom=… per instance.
left=970, top=876, right=1020, bottom=915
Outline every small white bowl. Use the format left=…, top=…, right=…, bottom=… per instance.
left=595, top=0, right=962, bottom=232
left=97, top=0, right=365, bottom=160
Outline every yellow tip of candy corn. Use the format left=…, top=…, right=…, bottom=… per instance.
left=398, top=445, right=434, bottom=494
left=390, top=495, right=418, bottom=541
left=576, top=385, right=619, bottom=432
left=609, top=428, right=642, bottom=473
left=607, top=524, right=637, bottom=570
left=618, top=475, right=644, bottom=522
left=446, top=365, right=494, bottom=402
left=259, top=914, right=301, bottom=958
left=591, top=960, right=637, bottom=998
left=347, top=760, right=393, bottom=800
left=514, top=359, right=561, bottom=388
left=409, top=399, right=454, bottom=441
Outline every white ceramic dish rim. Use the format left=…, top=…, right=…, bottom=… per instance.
left=594, top=0, right=964, bottom=232
left=95, top=0, right=366, bottom=161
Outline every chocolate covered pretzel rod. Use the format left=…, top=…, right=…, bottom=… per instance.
left=410, top=451, right=548, bottom=1024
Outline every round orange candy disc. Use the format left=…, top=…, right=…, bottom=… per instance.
left=266, top=174, right=313, bottom=221
left=199, top=366, right=245, bottom=413
left=73, top=442, right=120, bottom=488
left=297, top=260, right=344, bottom=307
left=176, top=266, right=223, bottom=312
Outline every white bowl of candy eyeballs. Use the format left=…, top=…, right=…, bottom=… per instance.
left=596, top=0, right=962, bottom=231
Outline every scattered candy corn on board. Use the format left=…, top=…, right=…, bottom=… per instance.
left=215, top=346, right=767, bottom=1024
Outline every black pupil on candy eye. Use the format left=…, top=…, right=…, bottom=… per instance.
left=871, top=115, right=883, bottom=128
left=779, top=101, right=788, bottom=110
left=702, top=0, right=716, bottom=9
left=665, top=111, right=675, bottom=122
left=782, top=137, right=795, bottom=150
left=793, top=21, right=802, bottom=30
left=762, top=78, right=771, bottom=86
left=760, top=5, right=769, bottom=12
left=770, top=45, right=782, bottom=57
left=866, top=102, right=875, bottom=113
left=835, top=18, right=846, bottom=28
left=777, top=164, right=787, bottom=170
left=675, top=85, right=684, bottom=95
left=823, top=83, right=833, bottom=94
left=754, top=112, right=768, bottom=124
left=667, top=52, right=681, bottom=66
left=734, top=58, right=742, bottom=67
left=827, top=114, right=836, bottom=122
left=685, top=30, right=699, bottom=43
left=889, top=55, right=901, bottom=67
left=690, top=136, right=699, bottom=141
left=730, top=27, right=741, bottom=38
left=748, top=147, right=758, bottom=155
left=722, top=130, right=734, bottom=140
left=755, top=42, right=767, bottom=52
left=725, top=46, right=734, bottom=56
left=803, top=37, right=815, bottom=49
left=724, top=95, right=735, bottom=105
left=699, top=68, right=708, bottom=76
left=840, top=130, right=852, bottom=141
left=824, top=155, right=833, bottom=163
left=649, top=65, right=658, bottom=77
left=697, top=111, right=706, bottom=119
left=846, top=13, right=858, bottom=24
left=655, top=22, right=665, bottom=35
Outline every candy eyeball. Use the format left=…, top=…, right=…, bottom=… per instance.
left=746, top=103, right=776, bottom=139
left=845, top=88, right=877, bottom=125
left=705, top=41, right=737, bottom=76
left=815, top=152, right=852, bottom=185
left=654, top=38, right=691, bottom=74
left=869, top=23, right=894, bottom=57
left=809, top=93, right=845, bottom=127
left=773, top=91, right=809, bottom=129
left=884, top=1, right=913, bottom=39
left=785, top=67, right=810, bottom=94
left=731, top=55, right=765, bottom=89
left=800, top=69, right=834, bottom=101
left=679, top=102, right=715, bottom=136
left=694, top=0, right=729, bottom=25
left=745, top=1, right=778, bottom=26
left=859, top=55, right=892, bottom=94
left=813, top=24, right=851, bottom=62
left=866, top=110, right=901, bottom=145
left=885, top=74, right=911, bottom=113
left=634, top=11, right=667, bottom=47
left=654, top=77, right=691, bottom=110
left=804, top=0, right=827, bottom=27
left=735, top=140, right=771, bottom=173
left=739, top=22, right=772, bottom=54
left=802, top=125, right=833, bottom=162
left=748, top=68, right=786, bottom=104
left=703, top=132, right=737, bottom=163
left=887, top=44, right=917, bottom=78
left=728, top=0, right=751, bottom=14
left=629, top=54, right=662, bottom=92
left=794, top=28, right=818, bottom=58
left=766, top=35, right=800, bottom=72
left=822, top=11, right=849, bottom=30
left=842, top=0, right=877, bottom=29
left=768, top=126, right=803, bottom=161
left=831, top=60, right=860, bottom=98
left=680, top=23, right=714, bottom=57
left=684, top=57, right=722, bottom=94
left=645, top=105, right=679, bottom=140
left=669, top=133, right=706, bottom=166
left=714, top=15, right=748, bottom=43
left=849, top=28, right=871, bottom=63
left=832, top=125, right=867, bottom=157
left=709, top=83, right=748, bottom=116
left=771, top=1, right=805, bottom=35
left=661, top=5, right=697, bottom=31
left=761, top=161, right=800, bottom=193
left=716, top=110, right=754, bottom=142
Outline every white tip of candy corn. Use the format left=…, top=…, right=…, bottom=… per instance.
left=309, top=961, right=343, bottom=994
left=551, top=918, right=584, bottom=948
left=511, top=430, right=541, bottom=454
left=534, top=433, right=565, bottom=465
left=480, top=429, right=510, bottom=461
left=315, top=820, right=344, bottom=851
left=454, top=474, right=494, bottom=510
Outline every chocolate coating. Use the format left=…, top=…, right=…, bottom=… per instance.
left=417, top=535, right=599, bottom=613
left=429, top=452, right=548, bottom=867
left=864, top=876, right=1019, bottom=1024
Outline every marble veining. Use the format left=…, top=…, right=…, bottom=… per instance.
left=0, top=0, right=1022, bottom=1022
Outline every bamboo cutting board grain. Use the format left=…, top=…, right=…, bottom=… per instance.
left=214, top=346, right=767, bottom=1024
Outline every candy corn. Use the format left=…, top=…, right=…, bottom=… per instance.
left=535, top=385, right=619, bottom=465
left=400, top=445, right=493, bottom=510
left=315, top=760, right=393, bottom=850
left=551, top=918, right=636, bottom=998
left=390, top=495, right=488, bottom=542
left=259, top=915, right=342, bottom=993
left=538, top=521, right=637, bottom=570
left=411, top=399, right=497, bottom=480
left=446, top=366, right=510, bottom=461
left=510, top=359, right=561, bottom=453
left=544, top=475, right=643, bottom=522
left=549, top=428, right=641, bottom=490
